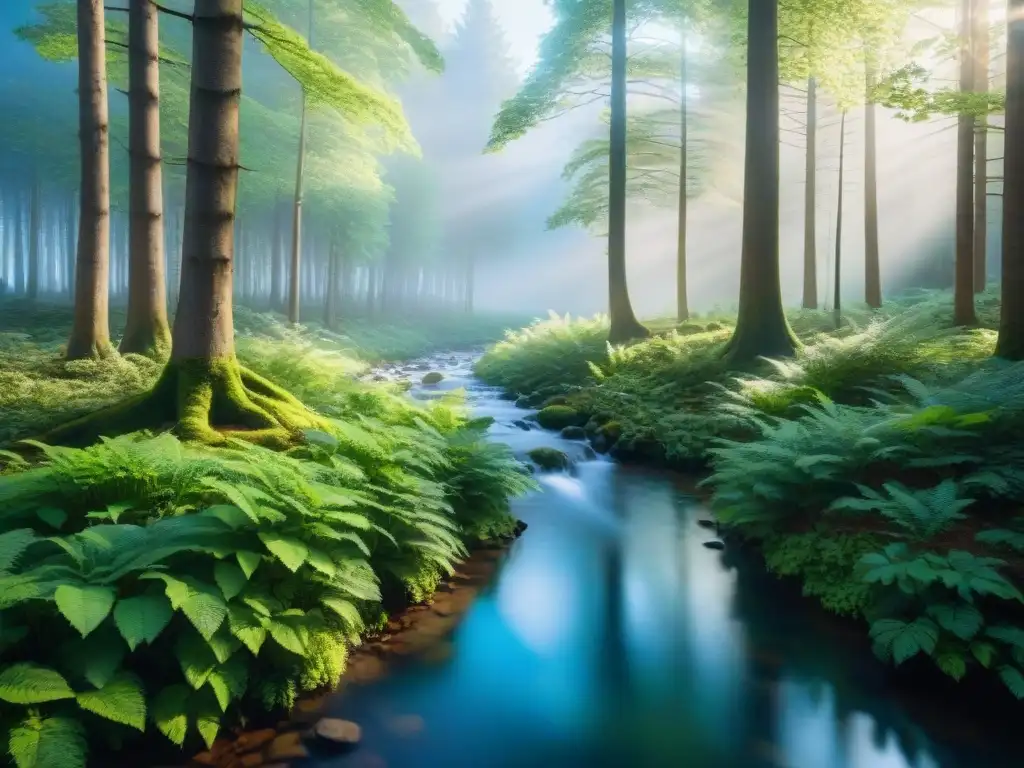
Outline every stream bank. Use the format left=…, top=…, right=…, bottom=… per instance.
left=273, top=352, right=1019, bottom=768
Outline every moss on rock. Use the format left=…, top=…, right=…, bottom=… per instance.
left=536, top=405, right=583, bottom=431
left=527, top=446, right=569, bottom=471
left=422, top=372, right=444, bottom=385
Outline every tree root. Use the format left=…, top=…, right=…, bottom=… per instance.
left=35, top=356, right=328, bottom=450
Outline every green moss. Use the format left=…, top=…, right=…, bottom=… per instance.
left=35, top=355, right=328, bottom=450
left=422, top=371, right=444, bottom=385
left=527, top=446, right=569, bottom=471
left=677, top=322, right=706, bottom=335
left=761, top=531, right=881, bottom=617
left=536, top=405, right=582, bottom=430
left=298, top=629, right=349, bottom=692
left=599, top=421, right=622, bottom=441
left=403, top=559, right=444, bottom=604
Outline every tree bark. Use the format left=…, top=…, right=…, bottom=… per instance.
left=120, top=0, right=170, bottom=357
left=65, top=193, right=77, bottom=299
left=27, top=176, right=40, bottom=300
left=954, top=0, right=977, bottom=326
left=676, top=19, right=689, bottom=322
left=996, top=0, right=1024, bottom=358
left=724, top=0, right=798, bottom=363
left=606, top=0, right=649, bottom=343
left=834, top=110, right=847, bottom=329
left=802, top=76, right=817, bottom=310
left=864, top=62, right=882, bottom=309
left=287, top=0, right=313, bottom=326
left=14, top=187, right=25, bottom=295
left=973, top=0, right=989, bottom=293
left=67, top=0, right=113, bottom=359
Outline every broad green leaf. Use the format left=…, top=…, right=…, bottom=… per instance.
left=181, top=586, right=228, bottom=640
left=935, top=651, right=967, bottom=681
left=113, top=594, right=174, bottom=651
left=36, top=508, right=67, bottom=531
left=59, top=623, right=125, bottom=689
left=236, top=550, right=262, bottom=578
left=869, top=618, right=939, bottom=665
left=927, top=603, right=983, bottom=641
left=175, top=631, right=219, bottom=690
left=76, top=672, right=146, bottom=731
left=227, top=605, right=268, bottom=655
left=151, top=685, right=190, bottom=746
left=194, top=689, right=222, bottom=749
left=8, top=716, right=87, bottom=768
left=214, top=561, right=248, bottom=601
left=258, top=533, right=309, bottom=572
left=999, top=665, right=1024, bottom=698
left=207, top=625, right=242, bottom=664
left=0, top=529, right=36, bottom=572
left=269, top=620, right=306, bottom=655
left=0, top=664, right=75, bottom=704
left=54, top=585, right=116, bottom=637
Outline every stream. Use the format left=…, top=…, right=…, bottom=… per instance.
left=301, top=352, right=1019, bottom=768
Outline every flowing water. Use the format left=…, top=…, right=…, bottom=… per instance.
left=302, top=353, right=1019, bottom=768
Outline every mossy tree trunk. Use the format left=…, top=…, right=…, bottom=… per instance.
left=864, top=61, right=882, bottom=309
left=802, top=76, right=817, bottom=310
left=724, top=0, right=798, bottom=364
left=996, top=0, right=1024, bottom=359
left=973, top=0, right=989, bottom=294
left=833, top=110, right=847, bottom=329
left=606, top=0, right=649, bottom=344
left=37, top=0, right=326, bottom=449
left=67, top=0, right=113, bottom=360
left=954, top=0, right=977, bottom=326
left=120, top=0, right=171, bottom=358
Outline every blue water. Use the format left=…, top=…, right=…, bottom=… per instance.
left=300, top=354, right=1019, bottom=768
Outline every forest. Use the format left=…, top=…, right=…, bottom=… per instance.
left=0, top=0, right=1022, bottom=767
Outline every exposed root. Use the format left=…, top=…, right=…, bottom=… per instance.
left=34, top=356, right=328, bottom=450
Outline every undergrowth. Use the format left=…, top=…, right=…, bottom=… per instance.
left=476, top=288, right=1024, bottom=700
left=0, top=303, right=536, bottom=766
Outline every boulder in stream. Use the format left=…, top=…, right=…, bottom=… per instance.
left=311, top=718, right=362, bottom=750
left=527, top=447, right=570, bottom=471
left=703, top=540, right=725, bottom=550
left=536, top=405, right=583, bottom=430
left=422, top=372, right=444, bottom=385
left=560, top=425, right=586, bottom=440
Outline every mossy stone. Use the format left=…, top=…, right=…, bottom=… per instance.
left=527, top=447, right=570, bottom=471
left=536, top=405, right=583, bottom=431
left=422, top=372, right=444, bottom=385
left=560, top=426, right=586, bottom=440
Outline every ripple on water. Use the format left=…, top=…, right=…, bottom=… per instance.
left=309, top=354, right=1022, bottom=768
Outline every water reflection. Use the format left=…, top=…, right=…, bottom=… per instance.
left=305, top=357, right=1018, bottom=768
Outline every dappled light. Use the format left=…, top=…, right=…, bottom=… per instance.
left=1, top=0, right=1023, bottom=766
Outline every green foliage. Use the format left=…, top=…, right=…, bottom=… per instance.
left=761, top=532, right=880, bottom=616
left=873, top=63, right=1006, bottom=122
left=0, top=324, right=533, bottom=765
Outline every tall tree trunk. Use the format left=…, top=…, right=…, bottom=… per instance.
left=67, top=0, right=112, bottom=359
left=676, top=19, right=689, bottom=322
left=606, top=0, right=649, bottom=342
left=464, top=253, right=474, bottom=313
left=270, top=200, right=282, bottom=310
left=834, top=110, right=847, bottom=329
left=802, top=76, right=817, bottom=309
left=864, top=61, right=882, bottom=308
left=973, top=0, right=989, bottom=293
left=14, top=188, right=25, bottom=294
left=287, top=0, right=313, bottom=326
left=996, top=0, right=1024, bottom=358
left=324, top=237, right=338, bottom=328
left=27, top=176, right=40, bottom=300
left=954, top=0, right=977, bottom=326
left=120, top=0, right=170, bottom=357
left=725, top=0, right=798, bottom=363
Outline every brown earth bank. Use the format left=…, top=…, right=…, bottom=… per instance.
left=133, top=524, right=525, bottom=768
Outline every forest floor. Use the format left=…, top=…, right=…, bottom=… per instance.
left=474, top=287, right=1024, bottom=704
left=0, top=300, right=536, bottom=768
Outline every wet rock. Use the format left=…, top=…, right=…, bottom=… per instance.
left=515, top=395, right=532, bottom=408
left=527, top=447, right=570, bottom=471
left=512, top=419, right=532, bottom=431
left=560, top=425, right=586, bottom=440
left=499, top=391, right=518, bottom=401
left=312, top=718, right=362, bottom=750
left=372, top=374, right=387, bottom=381
left=582, top=446, right=597, bottom=460
left=696, top=519, right=717, bottom=529
left=703, top=540, right=725, bottom=550
left=513, top=520, right=528, bottom=536
left=264, top=731, right=309, bottom=762
left=536, top=405, right=583, bottom=431
left=590, top=433, right=610, bottom=454
left=541, top=395, right=570, bottom=408
left=422, top=372, right=444, bottom=385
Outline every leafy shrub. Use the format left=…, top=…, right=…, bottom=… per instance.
left=0, top=382, right=534, bottom=764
